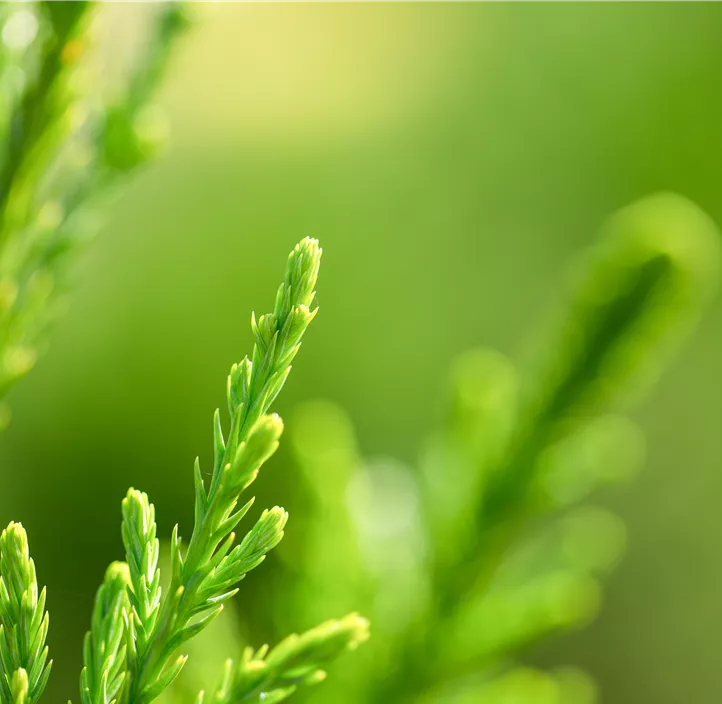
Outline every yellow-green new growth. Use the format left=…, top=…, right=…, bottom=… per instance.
left=200, top=614, right=370, bottom=704
left=119, top=238, right=338, bottom=704
left=0, top=524, right=51, bottom=704
left=223, top=237, right=322, bottom=458
left=80, top=562, right=131, bottom=704
left=10, top=669, right=28, bottom=704
left=0, top=238, right=367, bottom=704
left=122, top=491, right=162, bottom=662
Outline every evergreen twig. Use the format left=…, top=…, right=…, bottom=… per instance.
left=0, top=524, right=51, bottom=704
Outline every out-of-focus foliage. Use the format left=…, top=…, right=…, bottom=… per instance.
left=1, top=4, right=721, bottom=704
left=256, top=195, right=715, bottom=703
left=154, top=194, right=719, bottom=704
left=0, top=1, right=188, bottom=414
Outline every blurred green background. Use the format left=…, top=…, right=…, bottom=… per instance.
left=1, top=3, right=721, bottom=702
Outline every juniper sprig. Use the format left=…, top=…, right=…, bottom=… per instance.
left=122, top=490, right=162, bottom=699
left=0, top=237, right=368, bottom=704
left=0, top=523, right=51, bottom=704
left=79, top=562, right=131, bottom=704
left=199, top=613, right=370, bottom=704
left=0, top=8, right=372, bottom=704
left=119, top=238, right=323, bottom=704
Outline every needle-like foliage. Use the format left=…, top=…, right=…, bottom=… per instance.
left=285, top=193, right=720, bottom=703
left=122, top=490, right=162, bottom=696
left=0, top=238, right=369, bottom=704
left=80, top=563, right=131, bottom=704
left=0, top=8, right=370, bottom=703
left=0, top=6, right=717, bottom=704
left=0, top=524, right=50, bottom=704
left=120, top=238, right=326, bottom=704
left=198, top=614, right=370, bottom=704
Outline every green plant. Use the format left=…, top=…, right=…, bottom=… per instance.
left=0, top=6, right=370, bottom=703
left=274, top=193, right=719, bottom=703
left=0, top=237, right=369, bottom=704
left=0, top=1, right=187, bottom=413
left=0, top=5, right=718, bottom=704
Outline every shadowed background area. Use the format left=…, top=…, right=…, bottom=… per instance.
left=0, top=3, right=721, bottom=702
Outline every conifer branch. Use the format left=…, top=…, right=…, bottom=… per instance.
left=80, top=562, right=131, bottom=704
left=0, top=524, right=51, bottom=704
left=198, top=614, right=370, bottom=704
left=0, top=10, right=370, bottom=704
left=122, top=491, right=162, bottom=691
left=122, top=238, right=324, bottom=704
